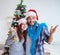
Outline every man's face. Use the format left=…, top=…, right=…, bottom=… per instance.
left=27, top=15, right=36, bottom=26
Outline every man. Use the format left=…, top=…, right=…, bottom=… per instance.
left=26, top=9, right=58, bottom=55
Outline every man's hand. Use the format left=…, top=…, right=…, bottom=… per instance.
left=50, top=25, right=58, bottom=35
left=48, top=25, right=58, bottom=44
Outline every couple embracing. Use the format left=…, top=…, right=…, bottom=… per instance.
left=5, top=9, right=58, bottom=55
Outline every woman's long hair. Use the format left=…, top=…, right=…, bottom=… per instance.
left=17, top=24, right=27, bottom=52
left=17, top=24, right=27, bottom=42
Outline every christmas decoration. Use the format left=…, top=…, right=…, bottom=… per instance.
left=2, top=45, right=9, bottom=55
left=14, top=0, right=27, bottom=20
left=12, top=0, right=27, bottom=27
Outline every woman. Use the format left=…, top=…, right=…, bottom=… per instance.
left=5, top=18, right=27, bottom=55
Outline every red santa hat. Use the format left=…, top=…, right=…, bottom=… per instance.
left=26, top=9, right=38, bottom=20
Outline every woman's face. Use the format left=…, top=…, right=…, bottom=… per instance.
left=21, top=22, right=28, bottom=31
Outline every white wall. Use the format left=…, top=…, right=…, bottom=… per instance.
left=0, top=0, right=60, bottom=44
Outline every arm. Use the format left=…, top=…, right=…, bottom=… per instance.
left=47, top=34, right=53, bottom=44
left=5, top=33, right=14, bottom=46
left=5, top=27, right=16, bottom=46
left=47, top=25, right=58, bottom=44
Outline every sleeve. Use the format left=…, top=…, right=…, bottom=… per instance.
left=5, top=33, right=14, bottom=46
left=43, top=26, right=50, bottom=43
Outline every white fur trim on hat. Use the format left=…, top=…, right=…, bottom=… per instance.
left=18, top=18, right=27, bottom=25
left=26, top=11, right=36, bottom=19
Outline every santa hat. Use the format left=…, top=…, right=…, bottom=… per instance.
left=18, top=18, right=27, bottom=25
left=26, top=9, right=38, bottom=20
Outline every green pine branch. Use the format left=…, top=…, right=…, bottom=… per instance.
left=20, top=0, right=24, bottom=5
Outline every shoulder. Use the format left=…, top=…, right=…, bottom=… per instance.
left=39, top=23, right=47, bottom=26
left=39, top=23, right=48, bottom=30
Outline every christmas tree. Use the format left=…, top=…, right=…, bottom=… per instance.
left=14, top=0, right=27, bottom=20
left=11, top=0, right=27, bottom=27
